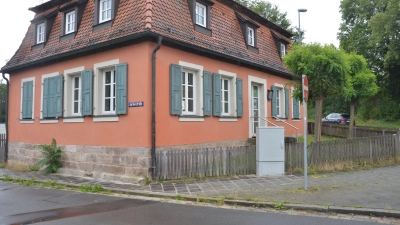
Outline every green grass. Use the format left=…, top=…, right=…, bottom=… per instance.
left=298, top=135, right=342, bottom=145
left=354, top=118, right=400, bottom=129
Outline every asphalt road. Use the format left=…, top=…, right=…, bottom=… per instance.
left=0, top=181, right=393, bottom=225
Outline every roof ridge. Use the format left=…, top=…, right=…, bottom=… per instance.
left=145, top=0, right=153, bottom=29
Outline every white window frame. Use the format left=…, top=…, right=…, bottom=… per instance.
left=221, top=78, right=230, bottom=115
left=195, top=2, right=206, bottom=27
left=63, top=66, right=85, bottom=123
left=248, top=27, right=254, bottom=46
left=93, top=59, right=120, bottom=122
left=20, top=77, right=36, bottom=124
left=291, top=87, right=301, bottom=121
left=178, top=61, right=204, bottom=122
left=218, top=70, right=237, bottom=121
left=99, top=0, right=112, bottom=23
left=281, top=43, right=286, bottom=58
left=274, top=83, right=285, bottom=119
left=102, top=70, right=116, bottom=115
left=40, top=72, right=60, bottom=124
left=72, top=76, right=81, bottom=116
left=65, top=11, right=76, bottom=34
left=37, top=23, right=45, bottom=44
left=181, top=71, right=196, bottom=115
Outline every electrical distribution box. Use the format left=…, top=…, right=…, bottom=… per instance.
left=256, top=127, right=285, bottom=176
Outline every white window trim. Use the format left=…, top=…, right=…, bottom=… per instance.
left=218, top=70, right=237, bottom=120
left=181, top=71, right=196, bottom=115
left=274, top=83, right=285, bottom=118
left=219, top=118, right=238, bottom=122
left=102, top=70, right=116, bottom=115
left=94, top=59, right=120, bottom=122
left=63, top=66, right=84, bottom=123
left=40, top=72, right=60, bottom=123
left=20, top=77, right=36, bottom=123
left=248, top=75, right=267, bottom=138
left=72, top=76, right=82, bottom=116
left=65, top=11, right=76, bottom=34
left=37, top=23, right=45, bottom=44
left=178, top=61, right=203, bottom=122
left=99, top=0, right=112, bottom=23
left=291, top=87, right=301, bottom=121
left=248, top=27, right=254, bottom=47
left=281, top=43, right=286, bottom=58
left=195, top=2, right=206, bottom=27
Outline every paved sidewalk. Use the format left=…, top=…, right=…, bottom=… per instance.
left=1, top=165, right=400, bottom=211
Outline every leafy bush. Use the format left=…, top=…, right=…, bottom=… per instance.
left=34, top=138, right=64, bottom=174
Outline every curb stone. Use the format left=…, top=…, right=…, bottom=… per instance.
left=2, top=177, right=400, bottom=219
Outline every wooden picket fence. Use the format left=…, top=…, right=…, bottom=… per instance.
left=286, top=135, right=399, bottom=172
left=0, top=133, right=6, bottom=163
left=308, top=122, right=398, bottom=138
left=155, top=146, right=256, bottom=180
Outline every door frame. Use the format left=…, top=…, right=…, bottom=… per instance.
left=247, top=75, right=267, bottom=138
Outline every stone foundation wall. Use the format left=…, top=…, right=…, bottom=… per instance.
left=8, top=142, right=151, bottom=183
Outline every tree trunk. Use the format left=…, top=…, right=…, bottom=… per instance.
left=348, top=101, right=356, bottom=139
left=314, top=97, right=324, bottom=142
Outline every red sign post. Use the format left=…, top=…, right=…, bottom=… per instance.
left=302, top=75, right=308, bottom=101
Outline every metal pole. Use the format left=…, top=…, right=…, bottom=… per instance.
left=302, top=75, right=308, bottom=190
left=298, top=12, right=301, bottom=42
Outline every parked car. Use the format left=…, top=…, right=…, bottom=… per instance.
left=322, top=113, right=355, bottom=125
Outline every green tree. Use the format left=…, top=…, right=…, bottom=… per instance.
left=234, top=0, right=304, bottom=43
left=343, top=53, right=379, bottom=138
left=283, top=43, right=350, bottom=141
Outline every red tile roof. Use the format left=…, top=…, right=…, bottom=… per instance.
left=2, top=0, right=292, bottom=76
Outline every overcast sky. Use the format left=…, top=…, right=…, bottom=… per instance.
left=0, top=0, right=342, bottom=70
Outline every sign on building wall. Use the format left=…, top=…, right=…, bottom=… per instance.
left=129, top=102, right=144, bottom=107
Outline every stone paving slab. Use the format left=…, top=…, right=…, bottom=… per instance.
left=1, top=165, right=400, bottom=211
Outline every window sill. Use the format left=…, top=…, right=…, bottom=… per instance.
left=93, top=115, right=119, bottom=122
left=63, top=116, right=84, bottom=123
left=31, top=43, right=44, bottom=51
left=93, top=20, right=113, bottom=32
left=292, top=119, right=301, bottom=122
left=40, top=118, right=59, bottom=124
left=60, top=32, right=76, bottom=42
left=179, top=115, right=204, bottom=122
left=20, top=119, right=34, bottom=124
left=219, top=117, right=238, bottom=122
left=247, top=45, right=259, bottom=53
left=194, top=24, right=212, bottom=36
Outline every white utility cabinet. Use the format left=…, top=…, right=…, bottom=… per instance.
left=256, top=127, right=285, bottom=176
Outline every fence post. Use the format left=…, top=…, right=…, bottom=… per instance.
left=395, top=129, right=400, bottom=159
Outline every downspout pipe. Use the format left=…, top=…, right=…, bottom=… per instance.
left=151, top=36, right=162, bottom=180
left=1, top=73, right=9, bottom=163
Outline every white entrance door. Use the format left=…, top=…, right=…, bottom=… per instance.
left=252, top=85, right=260, bottom=136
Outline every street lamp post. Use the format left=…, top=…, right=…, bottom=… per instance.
left=298, top=9, right=307, bottom=42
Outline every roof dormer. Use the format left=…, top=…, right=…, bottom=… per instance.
left=59, top=0, right=88, bottom=42
left=236, top=12, right=260, bottom=53
left=30, top=9, right=57, bottom=51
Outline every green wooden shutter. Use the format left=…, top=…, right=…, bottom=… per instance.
left=293, top=98, right=300, bottom=119
left=116, top=63, right=127, bottom=115
left=236, top=78, right=243, bottom=117
left=22, top=81, right=33, bottom=119
left=42, top=78, right=49, bottom=118
left=285, top=88, right=289, bottom=119
left=271, top=86, right=277, bottom=117
left=81, top=69, right=93, bottom=116
left=213, top=73, right=221, bottom=117
left=170, top=64, right=182, bottom=115
left=203, top=71, right=212, bottom=116
left=55, top=75, right=63, bottom=117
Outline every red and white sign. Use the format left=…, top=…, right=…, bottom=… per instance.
left=302, top=75, right=308, bottom=101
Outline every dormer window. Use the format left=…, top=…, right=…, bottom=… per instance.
left=99, top=0, right=112, bottom=23
left=65, top=11, right=76, bottom=34
left=36, top=23, right=45, bottom=44
left=280, top=43, right=286, bottom=58
left=248, top=27, right=254, bottom=47
left=195, top=2, right=206, bottom=27
left=187, top=0, right=214, bottom=36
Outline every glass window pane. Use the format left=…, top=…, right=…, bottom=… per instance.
left=224, top=103, right=228, bottom=113
left=253, top=86, right=258, bottom=97
left=107, top=0, right=111, bottom=8
left=105, top=85, right=111, bottom=97
left=188, top=73, right=193, bottom=85
left=182, top=72, right=185, bottom=84
left=188, top=100, right=193, bottom=112
left=105, top=99, right=110, bottom=111
left=74, top=102, right=78, bottom=113
left=224, top=91, right=228, bottom=102
left=254, top=110, right=259, bottom=117
left=105, top=72, right=111, bottom=83
left=188, top=86, right=193, bottom=98
left=253, top=99, right=258, bottom=109
left=113, top=84, right=115, bottom=97
left=224, top=80, right=228, bottom=90
left=74, top=77, right=79, bottom=88
left=182, top=85, right=185, bottom=98
left=74, top=90, right=79, bottom=101
left=182, top=99, right=185, bottom=111
left=113, top=97, right=116, bottom=111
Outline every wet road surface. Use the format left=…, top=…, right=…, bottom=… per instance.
left=0, top=181, right=396, bottom=225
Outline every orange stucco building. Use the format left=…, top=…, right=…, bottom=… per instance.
left=1, top=0, right=304, bottom=181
